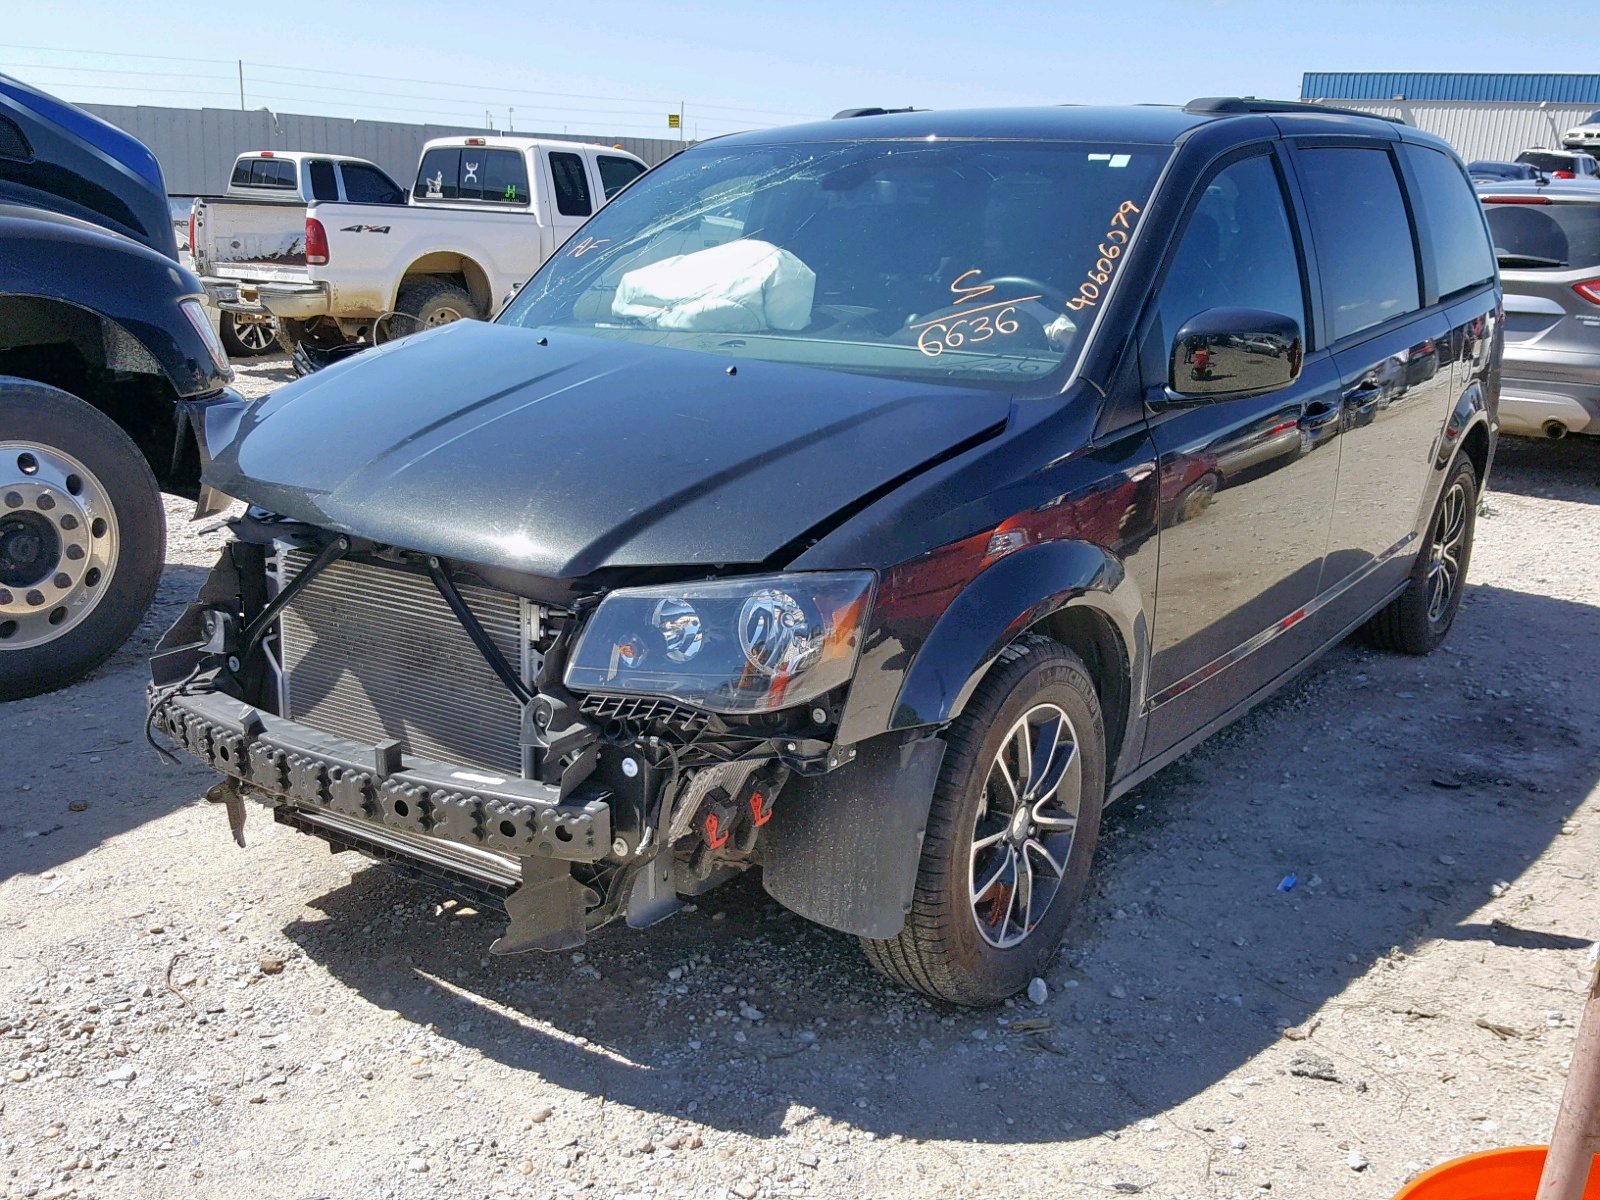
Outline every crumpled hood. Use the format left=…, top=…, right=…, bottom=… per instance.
left=206, top=321, right=1012, bottom=578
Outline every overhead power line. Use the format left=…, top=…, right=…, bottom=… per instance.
left=0, top=42, right=825, bottom=125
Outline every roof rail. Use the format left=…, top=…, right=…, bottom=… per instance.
left=832, top=106, right=922, bottom=120
left=1185, top=96, right=1408, bottom=125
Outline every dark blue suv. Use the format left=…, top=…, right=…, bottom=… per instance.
left=153, top=97, right=1500, bottom=1005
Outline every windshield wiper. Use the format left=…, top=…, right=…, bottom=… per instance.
left=1496, top=252, right=1568, bottom=268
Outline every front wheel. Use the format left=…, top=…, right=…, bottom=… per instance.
left=862, top=635, right=1106, bottom=1005
left=0, top=380, right=164, bottom=700
left=1364, top=455, right=1478, bottom=655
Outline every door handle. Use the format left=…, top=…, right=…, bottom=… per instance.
left=1343, top=383, right=1383, bottom=410
left=1298, top=400, right=1340, bottom=432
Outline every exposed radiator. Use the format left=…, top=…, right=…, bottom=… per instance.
left=277, top=551, right=527, bottom=775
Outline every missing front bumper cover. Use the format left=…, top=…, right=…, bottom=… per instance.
left=151, top=688, right=612, bottom=864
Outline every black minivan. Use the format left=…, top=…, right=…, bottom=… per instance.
left=152, top=98, right=1501, bottom=1005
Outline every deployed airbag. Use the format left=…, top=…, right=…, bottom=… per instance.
left=612, top=238, right=816, bottom=332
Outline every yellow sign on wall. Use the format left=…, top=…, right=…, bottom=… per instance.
left=667, top=113, right=682, bottom=129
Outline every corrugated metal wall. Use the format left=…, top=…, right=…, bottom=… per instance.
left=79, top=103, right=690, bottom=196
left=1303, top=72, right=1600, bottom=104
left=1299, top=99, right=1598, bottom=162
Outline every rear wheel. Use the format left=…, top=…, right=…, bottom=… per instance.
left=380, top=279, right=480, bottom=342
left=218, top=311, right=280, bottom=357
left=1364, top=455, right=1477, bottom=655
left=862, top=635, right=1106, bottom=1005
left=0, top=380, right=164, bottom=700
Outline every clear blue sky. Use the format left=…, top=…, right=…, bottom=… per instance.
left=1, top=1, right=1586, bottom=141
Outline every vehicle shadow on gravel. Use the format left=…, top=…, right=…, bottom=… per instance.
left=282, top=579, right=1600, bottom=1146
left=1487, top=435, right=1600, bottom=504
left=0, top=563, right=218, bottom=882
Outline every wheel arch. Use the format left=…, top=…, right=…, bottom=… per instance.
left=397, top=252, right=491, bottom=316
left=886, top=538, right=1146, bottom=774
left=0, top=294, right=197, bottom=494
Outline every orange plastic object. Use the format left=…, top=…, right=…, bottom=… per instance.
left=1393, top=1148, right=1600, bottom=1200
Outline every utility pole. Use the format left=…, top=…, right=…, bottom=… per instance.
left=508, top=106, right=514, bottom=133
left=238, top=61, right=245, bottom=110
left=679, top=101, right=685, bottom=145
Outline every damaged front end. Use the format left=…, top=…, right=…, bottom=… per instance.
left=148, top=512, right=882, bottom=954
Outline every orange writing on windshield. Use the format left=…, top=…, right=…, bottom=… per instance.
left=1066, top=200, right=1141, bottom=312
left=950, top=269, right=996, bottom=306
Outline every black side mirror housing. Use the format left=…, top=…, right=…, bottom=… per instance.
left=1164, top=307, right=1303, bottom=404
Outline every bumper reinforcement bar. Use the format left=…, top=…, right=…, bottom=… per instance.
left=151, top=688, right=612, bottom=864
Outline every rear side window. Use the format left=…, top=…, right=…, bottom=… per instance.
left=1142, top=153, right=1306, bottom=382
left=307, top=159, right=339, bottom=202
left=549, top=152, right=593, bottom=216
left=1294, top=146, right=1421, bottom=343
left=597, top=155, right=645, bottom=200
left=340, top=163, right=405, bottom=205
left=416, top=148, right=460, bottom=200
left=1484, top=201, right=1600, bottom=269
left=1402, top=146, right=1496, bottom=299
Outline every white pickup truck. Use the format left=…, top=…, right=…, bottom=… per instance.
left=189, top=151, right=408, bottom=354
left=193, top=136, right=648, bottom=355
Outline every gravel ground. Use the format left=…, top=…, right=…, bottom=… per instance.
left=3, top=353, right=1599, bottom=1200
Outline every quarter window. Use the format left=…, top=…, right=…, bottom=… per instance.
left=1295, top=146, right=1421, bottom=343
left=1402, top=146, right=1496, bottom=299
left=1142, top=153, right=1306, bottom=384
left=549, top=152, right=593, bottom=216
left=598, top=155, right=645, bottom=200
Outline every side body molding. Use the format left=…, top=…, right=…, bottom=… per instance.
left=888, top=539, right=1147, bottom=739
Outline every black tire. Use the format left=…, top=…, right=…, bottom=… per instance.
left=382, top=279, right=480, bottom=342
left=218, top=311, right=280, bottom=358
left=1365, top=455, right=1478, bottom=655
left=0, top=380, right=165, bottom=701
left=862, top=635, right=1107, bottom=1005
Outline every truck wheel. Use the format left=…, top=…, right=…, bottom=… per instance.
left=861, top=635, right=1106, bottom=1005
left=1364, top=455, right=1478, bottom=655
left=384, top=279, right=480, bottom=341
left=0, top=380, right=165, bottom=701
left=219, top=311, right=280, bottom=357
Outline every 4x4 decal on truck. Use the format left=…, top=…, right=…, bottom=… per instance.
left=338, top=224, right=392, bottom=234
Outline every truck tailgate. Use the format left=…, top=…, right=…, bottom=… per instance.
left=193, top=197, right=308, bottom=274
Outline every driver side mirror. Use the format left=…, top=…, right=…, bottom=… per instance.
left=1164, top=307, right=1303, bottom=403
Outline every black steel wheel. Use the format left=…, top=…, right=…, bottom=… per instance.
left=1365, top=455, right=1478, bottom=656
left=862, top=634, right=1106, bottom=1005
left=0, top=379, right=164, bottom=700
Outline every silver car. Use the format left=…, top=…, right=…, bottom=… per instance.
left=1481, top=183, right=1600, bottom=438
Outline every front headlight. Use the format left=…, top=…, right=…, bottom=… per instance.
left=565, top=571, right=875, bottom=715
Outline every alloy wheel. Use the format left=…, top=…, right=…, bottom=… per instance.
left=234, top=316, right=278, bottom=352
left=969, top=702, right=1083, bottom=949
left=1426, top=477, right=1469, bottom=624
left=0, top=442, right=120, bottom=649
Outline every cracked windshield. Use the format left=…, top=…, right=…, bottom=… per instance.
left=502, top=139, right=1170, bottom=385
